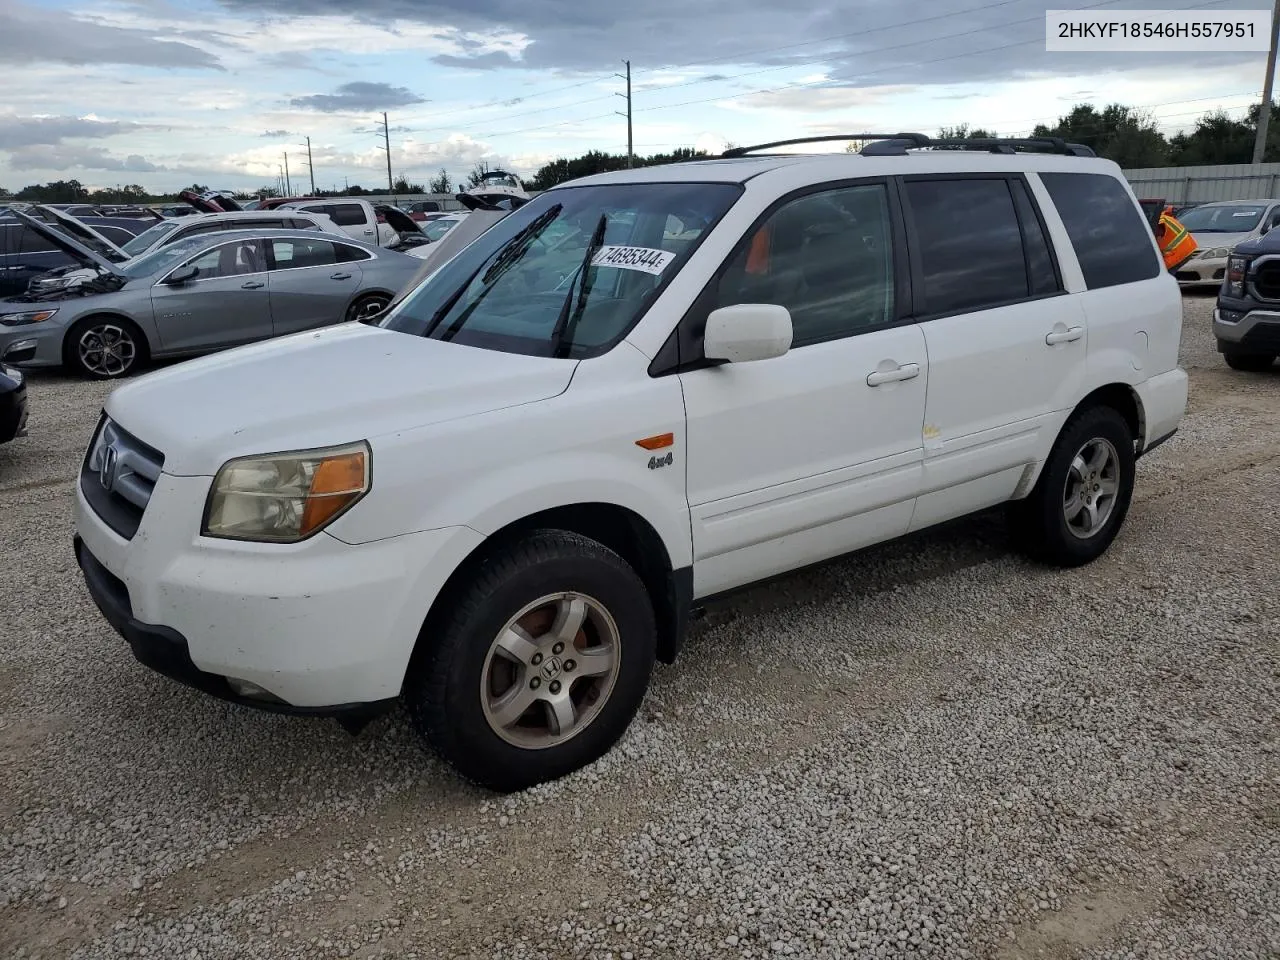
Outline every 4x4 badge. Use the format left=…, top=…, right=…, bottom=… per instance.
left=647, top=452, right=673, bottom=470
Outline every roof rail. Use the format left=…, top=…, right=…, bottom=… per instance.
left=720, top=133, right=1095, bottom=159
left=721, top=134, right=930, bottom=158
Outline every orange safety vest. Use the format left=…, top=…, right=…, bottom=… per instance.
left=1157, top=210, right=1198, bottom=272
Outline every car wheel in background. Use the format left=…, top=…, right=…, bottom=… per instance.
left=345, top=293, right=391, bottom=325
left=63, top=316, right=149, bottom=380
left=1223, top=351, right=1276, bottom=372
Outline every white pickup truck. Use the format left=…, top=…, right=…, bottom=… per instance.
left=278, top=199, right=407, bottom=248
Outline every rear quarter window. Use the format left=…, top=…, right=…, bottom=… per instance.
left=1038, top=171, right=1162, bottom=289
left=328, top=203, right=369, bottom=227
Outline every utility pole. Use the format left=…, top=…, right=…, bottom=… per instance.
left=1254, top=0, right=1280, bottom=163
left=615, top=59, right=634, bottom=167
left=283, top=152, right=292, bottom=195
left=373, top=112, right=394, bottom=195
left=278, top=165, right=285, bottom=196
left=299, top=136, right=316, bottom=194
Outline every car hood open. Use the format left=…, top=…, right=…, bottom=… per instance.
left=33, top=205, right=130, bottom=262
left=103, top=321, right=577, bottom=476
left=374, top=203, right=422, bottom=235
left=8, top=208, right=126, bottom=278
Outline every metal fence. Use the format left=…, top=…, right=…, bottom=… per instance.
left=1122, top=163, right=1280, bottom=204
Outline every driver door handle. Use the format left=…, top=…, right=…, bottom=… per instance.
left=866, top=362, right=920, bottom=387
left=1045, top=326, right=1084, bottom=345
left=241, top=280, right=265, bottom=289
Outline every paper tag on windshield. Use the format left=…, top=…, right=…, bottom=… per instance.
left=590, top=245, right=675, bottom=276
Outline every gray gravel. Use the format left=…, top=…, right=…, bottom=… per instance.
left=2, top=291, right=1278, bottom=960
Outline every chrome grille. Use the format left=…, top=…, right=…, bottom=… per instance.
left=80, top=414, right=165, bottom=540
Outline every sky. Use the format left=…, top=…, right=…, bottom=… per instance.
left=0, top=0, right=1274, bottom=194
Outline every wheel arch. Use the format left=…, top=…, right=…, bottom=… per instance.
left=409, top=502, right=692, bottom=676
left=61, top=311, right=153, bottom=367
left=1070, top=382, right=1145, bottom=452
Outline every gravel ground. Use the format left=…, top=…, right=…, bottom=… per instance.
left=1, top=291, right=1278, bottom=960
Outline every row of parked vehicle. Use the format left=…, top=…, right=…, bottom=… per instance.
left=1143, top=196, right=1280, bottom=371
left=0, top=175, right=536, bottom=386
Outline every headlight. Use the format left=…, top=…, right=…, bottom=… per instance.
left=1225, top=255, right=1249, bottom=298
left=1200, top=246, right=1231, bottom=260
left=202, top=441, right=371, bottom=543
left=0, top=309, right=58, bottom=327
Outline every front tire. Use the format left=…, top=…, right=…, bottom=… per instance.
left=1223, top=351, right=1276, bottom=372
left=406, top=529, right=657, bottom=792
left=1008, top=405, right=1136, bottom=567
left=64, top=316, right=148, bottom=380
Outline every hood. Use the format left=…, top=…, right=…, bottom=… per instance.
left=102, top=321, right=576, bottom=476
left=8, top=208, right=126, bottom=278
left=405, top=210, right=507, bottom=275
left=1188, top=231, right=1253, bottom=253
left=180, top=189, right=242, bottom=213
left=33, top=205, right=130, bottom=262
left=374, top=203, right=422, bottom=235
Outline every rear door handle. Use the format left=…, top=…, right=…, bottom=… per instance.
left=330, top=272, right=352, bottom=280
left=1045, top=326, right=1084, bottom=345
left=241, top=280, right=265, bottom=289
left=866, top=362, right=921, bottom=386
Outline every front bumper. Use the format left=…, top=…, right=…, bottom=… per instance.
left=0, top=383, right=27, bottom=443
left=73, top=470, right=484, bottom=709
left=0, top=320, right=66, bottom=367
left=1213, top=305, right=1280, bottom=353
left=1175, top=256, right=1226, bottom=287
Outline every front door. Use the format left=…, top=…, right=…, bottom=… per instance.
left=898, top=175, right=1089, bottom=530
left=150, top=238, right=273, bottom=353
left=678, top=181, right=928, bottom=598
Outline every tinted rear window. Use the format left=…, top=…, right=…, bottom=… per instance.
left=1039, top=172, right=1161, bottom=289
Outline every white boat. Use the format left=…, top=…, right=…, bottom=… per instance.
left=460, top=170, right=531, bottom=211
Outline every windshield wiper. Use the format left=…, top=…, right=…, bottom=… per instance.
left=547, top=213, right=608, bottom=359
left=423, top=203, right=563, bottom=339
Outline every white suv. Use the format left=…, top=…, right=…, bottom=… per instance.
left=72, top=135, right=1188, bottom=792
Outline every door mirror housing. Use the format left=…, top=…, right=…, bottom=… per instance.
left=703, top=303, right=793, bottom=363
left=165, top=264, right=199, bottom=285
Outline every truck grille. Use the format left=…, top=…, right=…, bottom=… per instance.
left=1250, top=259, right=1280, bottom=301
left=80, top=414, right=165, bottom=540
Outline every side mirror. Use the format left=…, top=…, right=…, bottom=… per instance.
left=703, top=303, right=792, bottom=363
left=166, top=265, right=198, bottom=285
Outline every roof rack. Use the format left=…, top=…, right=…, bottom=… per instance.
left=721, top=133, right=1095, bottom=159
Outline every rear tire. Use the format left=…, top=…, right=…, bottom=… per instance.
left=1007, top=405, right=1136, bottom=568
left=345, top=293, right=391, bottom=324
left=405, top=529, right=657, bottom=793
left=1223, top=351, right=1276, bottom=372
left=63, top=316, right=148, bottom=380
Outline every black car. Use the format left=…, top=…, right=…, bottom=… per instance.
left=0, top=215, right=148, bottom=299
left=0, top=363, right=28, bottom=444
left=1213, top=235, right=1280, bottom=371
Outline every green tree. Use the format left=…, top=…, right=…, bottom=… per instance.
left=528, top=147, right=709, bottom=190
left=1032, top=103, right=1169, bottom=167
left=428, top=168, right=452, bottom=194
left=466, top=160, right=493, bottom=188
left=392, top=175, right=425, bottom=194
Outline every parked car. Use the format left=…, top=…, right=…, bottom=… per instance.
left=1172, top=198, right=1280, bottom=288
left=277, top=198, right=409, bottom=247
left=71, top=136, right=1187, bottom=793
left=0, top=210, right=150, bottom=299
left=0, top=362, right=28, bottom=444
left=0, top=216, right=423, bottom=379
left=116, top=209, right=346, bottom=259
left=1212, top=235, right=1280, bottom=371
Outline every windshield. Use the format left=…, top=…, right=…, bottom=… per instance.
left=380, top=182, right=740, bottom=358
left=424, top=218, right=460, bottom=241
left=1177, top=203, right=1267, bottom=233
left=117, top=234, right=218, bottom=278
left=121, top=219, right=181, bottom=256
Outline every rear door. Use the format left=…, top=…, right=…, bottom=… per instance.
left=150, top=238, right=273, bottom=352
left=264, top=236, right=368, bottom=335
left=900, top=173, right=1089, bottom=530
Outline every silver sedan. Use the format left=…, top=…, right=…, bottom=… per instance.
left=0, top=226, right=424, bottom=379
